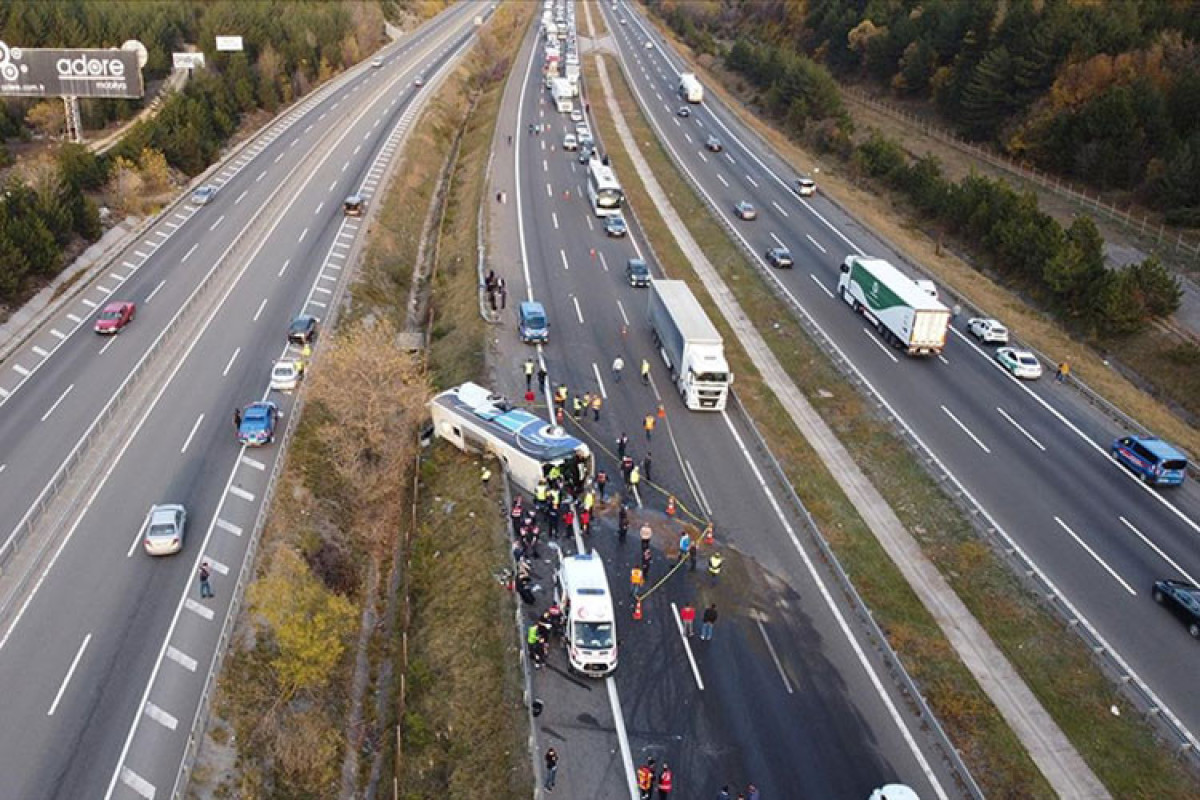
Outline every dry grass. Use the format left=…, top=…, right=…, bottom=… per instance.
left=585, top=10, right=1199, bottom=797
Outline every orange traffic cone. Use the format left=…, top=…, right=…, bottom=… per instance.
left=657, top=403, right=666, bottom=419
left=666, top=496, right=676, bottom=517
left=633, top=598, right=643, bottom=620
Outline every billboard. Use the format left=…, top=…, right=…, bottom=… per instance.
left=172, top=52, right=206, bottom=70
left=0, top=41, right=144, bottom=99
left=215, top=36, right=243, bottom=52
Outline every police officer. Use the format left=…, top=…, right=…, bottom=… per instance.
left=523, top=358, right=536, bottom=391
left=708, top=551, right=724, bottom=582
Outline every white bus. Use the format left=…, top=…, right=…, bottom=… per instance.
left=586, top=157, right=624, bottom=217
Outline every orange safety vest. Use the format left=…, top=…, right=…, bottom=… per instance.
left=637, top=766, right=653, bottom=790
left=644, top=415, right=655, bottom=432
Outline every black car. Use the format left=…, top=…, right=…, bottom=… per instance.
left=765, top=246, right=794, bottom=268
left=287, top=315, right=319, bottom=345
left=1153, top=579, right=1200, bottom=638
left=625, top=258, right=650, bottom=287
left=604, top=215, right=628, bottom=237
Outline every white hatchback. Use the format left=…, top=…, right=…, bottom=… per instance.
left=967, top=317, right=1009, bottom=344
left=270, top=359, right=304, bottom=392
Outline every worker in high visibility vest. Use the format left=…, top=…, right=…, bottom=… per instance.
left=643, top=414, right=655, bottom=441
left=591, top=393, right=602, bottom=421
left=535, top=479, right=548, bottom=510
left=657, top=763, right=674, bottom=797
left=629, top=465, right=640, bottom=489
left=636, top=758, right=656, bottom=799
left=640, top=358, right=651, bottom=385
left=582, top=490, right=595, bottom=513
left=708, top=552, right=724, bottom=581
left=523, top=358, right=535, bottom=391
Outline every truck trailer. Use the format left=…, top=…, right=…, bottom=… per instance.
left=551, top=77, right=574, bottom=113
left=647, top=280, right=731, bottom=410
left=678, top=72, right=704, bottom=103
left=837, top=255, right=951, bottom=356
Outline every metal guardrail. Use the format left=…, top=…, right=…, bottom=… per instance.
left=604, top=15, right=1200, bottom=778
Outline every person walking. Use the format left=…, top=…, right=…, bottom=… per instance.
left=746, top=784, right=760, bottom=800
left=642, top=452, right=653, bottom=482
left=497, top=276, right=508, bottom=309
left=591, top=393, right=602, bottom=421
left=612, top=355, right=625, bottom=382
left=641, top=545, right=653, bottom=581
left=544, top=748, right=559, bottom=791
left=708, top=551, right=724, bottom=582
left=679, top=603, right=695, bottom=636
left=617, top=432, right=629, bottom=460
left=677, top=530, right=691, bottom=564
left=636, top=760, right=655, bottom=800
left=657, top=763, right=674, bottom=798
left=701, top=603, right=718, bottom=640
left=524, top=358, right=536, bottom=392
left=640, top=522, right=653, bottom=552
left=643, top=414, right=655, bottom=441
left=537, top=365, right=548, bottom=391
left=232, top=408, right=241, bottom=429
left=629, top=464, right=641, bottom=492
left=595, top=470, right=609, bottom=500
left=198, top=562, right=214, bottom=598
left=573, top=394, right=584, bottom=420
left=1056, top=360, right=1070, bottom=383
left=640, top=358, right=651, bottom=385
left=618, top=504, right=630, bottom=542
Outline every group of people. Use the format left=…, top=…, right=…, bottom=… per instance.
left=527, top=601, right=564, bottom=670
left=484, top=269, right=508, bottom=311
left=636, top=757, right=675, bottom=799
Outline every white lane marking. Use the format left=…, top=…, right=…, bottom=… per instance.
left=754, top=609, right=794, bottom=694
left=145, top=280, right=166, bottom=304
left=166, top=646, right=198, bottom=672
left=278, top=258, right=291, bottom=277
left=182, top=243, right=199, bottom=263
left=229, top=485, right=255, bottom=502
left=1120, top=517, right=1198, bottom=585
left=683, top=459, right=713, bottom=516
left=805, top=233, right=827, bottom=254
left=586, top=216, right=594, bottom=231
left=862, top=328, right=899, bottom=363
left=253, top=298, right=268, bottom=321
left=209, top=214, right=225, bottom=231
left=572, top=296, right=584, bottom=324
left=670, top=601, right=704, bottom=690
left=769, top=231, right=785, bottom=248
left=329, top=180, right=337, bottom=193
left=119, top=767, right=155, bottom=799
left=1054, top=516, right=1136, bottom=595
left=996, top=407, right=1046, bottom=451
left=144, top=701, right=178, bottom=731
left=342, top=161, right=349, bottom=173
left=543, top=159, right=548, bottom=172
left=97, top=285, right=114, bottom=295
left=205, top=557, right=229, bottom=576
left=222, top=347, right=240, bottom=377
left=546, top=182, right=553, bottom=197
left=111, top=271, right=129, bottom=281
left=808, top=274, right=834, bottom=299
left=180, top=414, right=204, bottom=454
left=234, top=189, right=247, bottom=205
left=771, top=200, right=789, bottom=217
left=50, top=328, right=66, bottom=340
left=314, top=201, right=324, bottom=216
left=81, top=298, right=97, bottom=308
left=745, top=173, right=758, bottom=187
left=98, top=337, right=117, bottom=355
left=941, top=405, right=990, bottom=454
left=560, top=249, right=569, bottom=271
left=716, top=173, right=727, bottom=187
left=256, top=169, right=267, bottom=182
left=592, top=362, right=607, bottom=399
left=552, top=212, right=559, bottom=230
left=216, top=518, right=243, bottom=537
left=41, top=384, right=74, bottom=422
left=47, top=633, right=91, bottom=716
left=684, top=132, right=692, bottom=143
left=274, top=152, right=284, bottom=164
left=298, top=226, right=308, bottom=243
left=32, top=345, right=49, bottom=357
left=133, top=250, right=149, bottom=259
left=293, top=137, right=301, bottom=147
left=616, top=299, right=630, bottom=327
left=67, top=314, right=82, bottom=323
left=353, top=144, right=361, bottom=155
left=598, top=251, right=609, bottom=272
left=240, top=454, right=266, bottom=471
left=937, top=354, right=949, bottom=365
left=698, top=151, right=707, bottom=163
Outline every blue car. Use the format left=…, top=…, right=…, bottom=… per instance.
left=519, top=301, right=549, bottom=344
left=1111, top=435, right=1188, bottom=486
left=238, top=402, right=279, bottom=446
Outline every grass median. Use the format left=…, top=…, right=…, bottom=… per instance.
left=582, top=4, right=1196, bottom=797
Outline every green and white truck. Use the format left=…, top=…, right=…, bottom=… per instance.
left=838, top=255, right=951, bottom=356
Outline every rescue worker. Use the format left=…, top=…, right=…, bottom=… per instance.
left=629, top=464, right=641, bottom=490
left=618, top=504, right=630, bottom=542
left=657, top=763, right=674, bottom=798
left=643, top=414, right=655, bottom=441
left=528, top=624, right=543, bottom=668
left=636, top=759, right=656, bottom=800
left=480, top=464, right=492, bottom=485
left=582, top=489, right=595, bottom=515
left=617, top=432, right=629, bottom=460
left=591, top=393, right=602, bottom=421
left=535, top=479, right=548, bottom=514
left=523, top=358, right=536, bottom=392
left=572, top=395, right=584, bottom=419
left=555, top=383, right=569, bottom=404
left=708, top=551, right=724, bottom=582
left=621, top=455, right=635, bottom=483
left=640, top=358, right=651, bottom=385
left=595, top=470, right=609, bottom=500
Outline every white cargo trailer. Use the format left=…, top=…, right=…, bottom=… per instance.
left=678, top=72, right=704, bottom=103
left=837, top=256, right=951, bottom=355
left=647, top=280, right=731, bottom=410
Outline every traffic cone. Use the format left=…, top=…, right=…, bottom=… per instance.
left=657, top=403, right=666, bottom=419
left=666, top=496, right=676, bottom=517
left=703, top=524, right=714, bottom=546
left=633, top=598, right=643, bottom=620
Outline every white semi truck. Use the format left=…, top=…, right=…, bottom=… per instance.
left=837, top=255, right=951, bottom=356
left=551, top=77, right=574, bottom=113
left=648, top=280, right=731, bottom=411
left=678, top=72, right=704, bottom=103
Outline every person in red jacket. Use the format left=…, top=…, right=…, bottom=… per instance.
left=657, top=763, right=674, bottom=797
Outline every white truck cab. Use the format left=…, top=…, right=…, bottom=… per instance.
left=555, top=553, right=617, bottom=677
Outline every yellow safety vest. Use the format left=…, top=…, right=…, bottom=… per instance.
left=708, top=554, right=724, bottom=575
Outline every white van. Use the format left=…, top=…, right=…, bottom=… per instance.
left=555, top=553, right=617, bottom=676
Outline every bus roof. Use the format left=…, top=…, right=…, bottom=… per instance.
left=588, top=157, right=619, bottom=189
left=431, top=382, right=587, bottom=462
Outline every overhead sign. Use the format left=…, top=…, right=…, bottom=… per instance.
left=0, top=41, right=144, bottom=98
left=172, top=52, right=206, bottom=70
left=215, top=36, right=243, bottom=52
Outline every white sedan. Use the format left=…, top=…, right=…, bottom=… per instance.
left=270, top=358, right=305, bottom=392
left=143, top=504, right=187, bottom=556
left=967, top=317, right=1009, bottom=344
left=995, top=347, right=1042, bottom=380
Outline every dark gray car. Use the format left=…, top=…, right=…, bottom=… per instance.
left=625, top=258, right=650, bottom=287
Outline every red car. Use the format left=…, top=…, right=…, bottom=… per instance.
left=94, top=301, right=136, bottom=334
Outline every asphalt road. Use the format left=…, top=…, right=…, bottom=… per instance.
left=492, top=10, right=970, bottom=799
left=603, top=0, right=1200, bottom=749
left=0, top=4, right=491, bottom=798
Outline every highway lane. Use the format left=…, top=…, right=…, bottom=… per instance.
left=604, top=0, right=1200, bottom=744
left=509, top=15, right=967, bottom=798
left=0, top=6, right=490, bottom=798
left=0, top=5, right=476, bottom=577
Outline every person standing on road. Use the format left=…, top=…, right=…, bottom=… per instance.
left=657, top=763, right=674, bottom=798
left=679, top=603, right=695, bottom=636
left=544, top=748, right=559, bottom=791
left=591, top=393, right=602, bottom=421
left=537, top=365, right=548, bottom=392
left=701, top=603, right=718, bottom=640
left=637, top=758, right=656, bottom=800
left=573, top=394, right=584, bottom=420
left=612, top=355, right=625, bottom=382
left=708, top=552, right=724, bottom=582
left=1056, top=361, right=1070, bottom=382
left=678, top=530, right=691, bottom=564
left=618, top=504, right=630, bottom=542
left=233, top=408, right=241, bottom=429
left=640, top=522, right=653, bottom=552
left=596, top=470, right=609, bottom=500
left=621, top=455, right=635, bottom=483
left=617, top=432, right=629, bottom=460
left=643, top=414, right=655, bottom=441
left=629, top=465, right=641, bottom=492
left=642, top=452, right=653, bottom=482
left=198, top=562, right=214, bottom=598
left=716, top=788, right=731, bottom=800
left=640, top=358, right=651, bottom=385
left=641, top=546, right=653, bottom=581
left=745, top=784, right=760, bottom=800
left=524, top=358, right=536, bottom=392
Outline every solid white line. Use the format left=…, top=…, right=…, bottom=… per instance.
left=48, top=633, right=91, bottom=716
left=805, top=234, right=826, bottom=254
left=144, top=701, right=178, bottom=731
left=222, top=347, right=240, bottom=377
left=605, top=677, right=640, bottom=800
left=166, top=646, right=198, bottom=672
left=41, top=383, right=74, bottom=422
left=180, top=414, right=204, bottom=454
left=754, top=609, right=794, bottom=694
left=809, top=274, right=834, bottom=299
left=996, top=407, right=1045, bottom=451
left=181, top=243, right=199, bottom=263
left=592, top=362, right=607, bottom=399
left=862, top=328, right=899, bottom=363
left=253, top=297, right=268, bottom=321
left=215, top=518, right=243, bottom=537
left=572, top=296, right=584, bottom=324
left=670, top=601, right=704, bottom=690
left=1054, top=517, right=1136, bottom=595
left=1119, top=516, right=1198, bottom=585
left=941, top=405, right=990, bottom=454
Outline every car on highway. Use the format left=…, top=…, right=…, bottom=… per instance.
left=967, top=317, right=1009, bottom=344
left=237, top=401, right=280, bottom=446
left=287, top=315, right=319, bottom=345
left=869, top=786, right=920, bottom=800
left=1152, top=579, right=1200, bottom=638
left=765, top=247, right=794, bottom=269
left=343, top=194, right=365, bottom=217
left=705, top=135, right=722, bottom=152
left=570, top=108, right=584, bottom=123
left=578, top=129, right=594, bottom=149
left=94, top=300, right=136, bottom=334
left=604, top=214, right=628, bottom=237
left=644, top=39, right=653, bottom=49
left=676, top=106, right=690, bottom=118
left=142, top=503, right=187, bottom=556
left=370, top=57, right=382, bottom=68
left=414, top=76, right=424, bottom=87
left=796, top=175, right=817, bottom=196
left=518, top=300, right=550, bottom=343
left=190, top=185, right=216, bottom=205
left=578, top=144, right=595, bottom=164
left=562, top=133, right=578, bottom=151
left=733, top=201, right=757, bottom=221
left=625, top=258, right=650, bottom=287
left=1111, top=435, right=1188, bottom=486
left=995, top=347, right=1042, bottom=380
left=270, top=359, right=304, bottom=393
